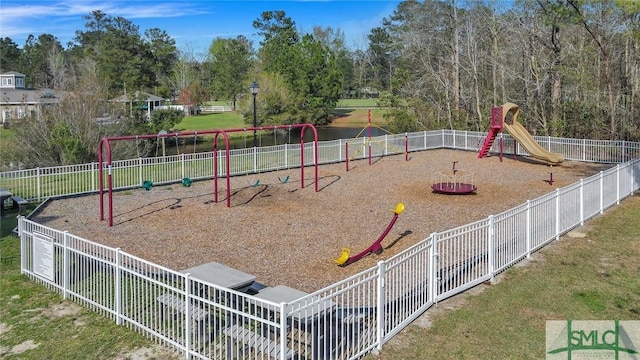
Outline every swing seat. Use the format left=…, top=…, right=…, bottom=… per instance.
left=182, top=177, right=192, bottom=187
left=251, top=180, right=260, bottom=187
left=142, top=180, right=153, bottom=191
left=278, top=175, right=290, bottom=184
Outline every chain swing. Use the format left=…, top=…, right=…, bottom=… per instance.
left=274, top=125, right=294, bottom=184
left=154, top=133, right=160, bottom=158
left=181, top=132, right=196, bottom=187
left=137, top=135, right=154, bottom=190
left=243, top=128, right=260, bottom=187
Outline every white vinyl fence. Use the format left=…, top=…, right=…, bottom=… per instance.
left=3, top=130, right=638, bottom=203
left=11, top=130, right=640, bottom=360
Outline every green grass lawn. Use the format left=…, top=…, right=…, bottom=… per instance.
left=173, top=102, right=386, bottom=137
left=174, top=111, right=246, bottom=132
left=337, top=98, right=380, bottom=108
left=174, top=99, right=383, bottom=133
left=2, top=195, right=639, bottom=359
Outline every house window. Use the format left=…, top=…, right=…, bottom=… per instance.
left=16, top=77, right=24, bottom=87
left=1, top=78, right=12, bottom=86
left=18, top=107, right=26, bottom=118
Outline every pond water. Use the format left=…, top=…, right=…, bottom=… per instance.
left=163, top=125, right=391, bottom=154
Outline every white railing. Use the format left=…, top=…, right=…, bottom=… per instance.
left=199, top=105, right=233, bottom=113
left=14, top=131, right=640, bottom=360
left=3, top=130, right=640, bottom=202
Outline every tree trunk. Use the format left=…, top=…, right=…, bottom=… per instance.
left=451, top=0, right=460, bottom=110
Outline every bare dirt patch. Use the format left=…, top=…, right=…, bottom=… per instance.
left=329, top=108, right=386, bottom=127
left=42, top=301, right=83, bottom=318
left=0, top=340, right=40, bottom=357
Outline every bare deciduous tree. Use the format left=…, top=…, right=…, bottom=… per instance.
left=12, top=60, right=139, bottom=167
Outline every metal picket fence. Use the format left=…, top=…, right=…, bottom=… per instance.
left=12, top=130, right=640, bottom=360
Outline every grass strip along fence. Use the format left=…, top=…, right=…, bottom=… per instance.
left=7, top=129, right=640, bottom=360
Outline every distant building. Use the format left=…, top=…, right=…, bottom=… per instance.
left=0, top=71, right=66, bottom=127
left=110, top=91, right=166, bottom=119
left=359, top=87, right=380, bottom=98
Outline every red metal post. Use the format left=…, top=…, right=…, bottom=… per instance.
left=405, top=134, right=409, bottom=161
left=368, top=109, right=372, bottom=166
left=300, top=133, right=305, bottom=189
left=298, top=124, right=319, bottom=192
left=224, top=132, right=231, bottom=207
left=346, top=142, right=349, bottom=171
left=213, top=139, right=218, bottom=204
left=98, top=139, right=105, bottom=221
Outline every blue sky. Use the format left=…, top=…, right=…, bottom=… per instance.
left=0, top=0, right=403, bottom=52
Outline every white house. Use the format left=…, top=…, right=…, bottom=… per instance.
left=109, top=91, right=166, bottom=119
left=0, top=71, right=66, bottom=127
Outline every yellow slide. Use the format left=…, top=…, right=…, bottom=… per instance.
left=500, top=103, right=564, bottom=165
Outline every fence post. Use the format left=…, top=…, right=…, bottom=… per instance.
left=138, top=157, right=143, bottom=187
left=633, top=160, right=637, bottom=196
left=555, top=189, right=560, bottom=240
left=424, top=131, right=427, bottom=150
left=115, top=248, right=122, bottom=325
left=376, top=261, right=386, bottom=351
left=181, top=153, right=185, bottom=180
left=280, top=303, right=288, bottom=360
left=285, top=143, right=289, bottom=169
left=253, top=147, right=258, bottom=173
left=616, top=164, right=620, bottom=205
left=582, top=139, right=586, bottom=162
left=384, top=134, right=388, bottom=156
left=488, top=215, right=495, bottom=283
left=184, top=274, right=191, bottom=357
left=428, top=234, right=437, bottom=304
left=526, top=201, right=531, bottom=258
left=63, top=231, right=69, bottom=299
left=37, top=167, right=41, bottom=202
left=599, top=171, right=604, bottom=214
left=580, top=179, right=585, bottom=226
left=465, top=130, right=468, bottom=149
left=19, top=217, right=25, bottom=274
left=452, top=130, right=456, bottom=149
left=91, top=162, right=96, bottom=192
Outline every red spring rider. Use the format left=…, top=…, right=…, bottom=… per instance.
left=334, top=203, right=405, bottom=266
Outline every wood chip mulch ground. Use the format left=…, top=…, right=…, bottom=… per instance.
left=32, top=149, right=609, bottom=293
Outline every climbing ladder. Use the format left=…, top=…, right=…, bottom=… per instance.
left=477, top=107, right=503, bottom=158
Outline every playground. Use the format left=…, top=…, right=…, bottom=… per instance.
left=31, top=148, right=609, bottom=293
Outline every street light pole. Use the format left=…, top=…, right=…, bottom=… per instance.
left=249, top=81, right=259, bottom=147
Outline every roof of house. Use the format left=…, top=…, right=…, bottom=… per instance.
left=0, top=71, right=26, bottom=77
left=0, top=88, right=65, bottom=105
left=110, top=91, right=164, bottom=103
